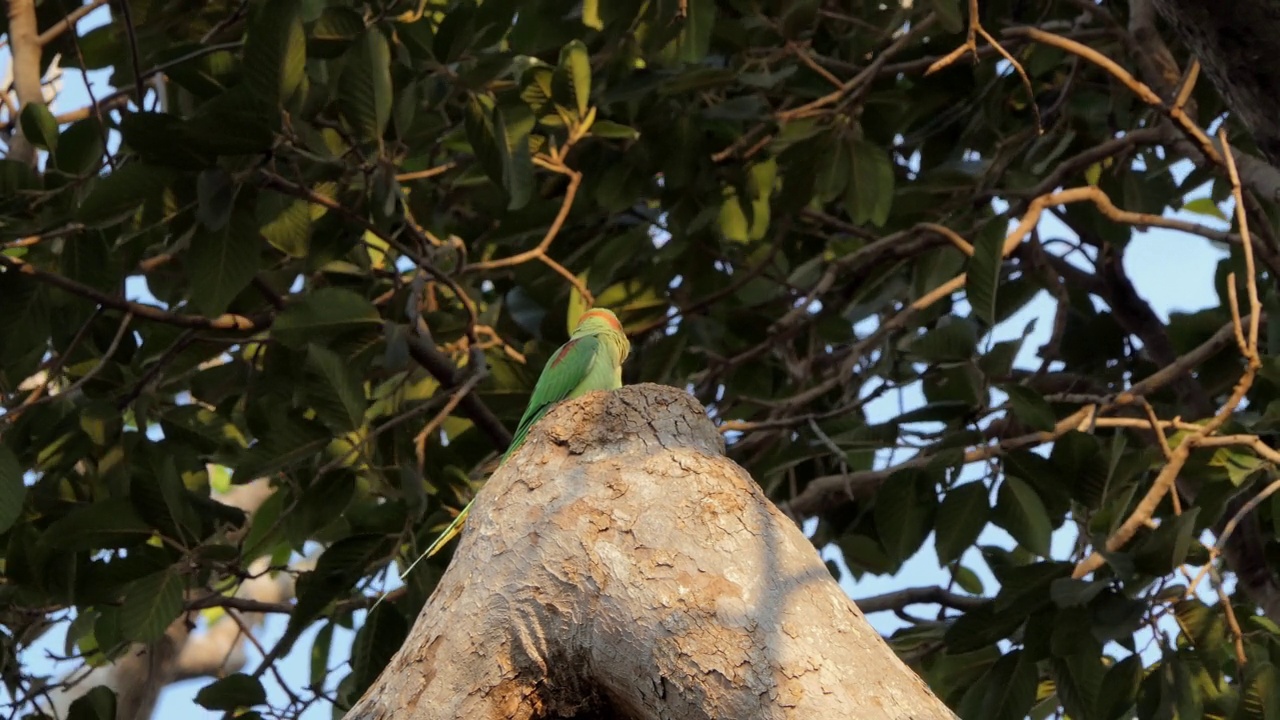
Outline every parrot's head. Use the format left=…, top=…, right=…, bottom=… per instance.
left=575, top=308, right=630, bottom=362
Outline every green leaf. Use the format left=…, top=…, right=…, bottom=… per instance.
left=555, top=40, right=592, bottom=119
left=931, top=0, right=965, bottom=33
left=1132, top=507, right=1201, bottom=575
left=718, top=187, right=750, bottom=243
left=1049, top=577, right=1110, bottom=607
left=155, top=456, right=205, bottom=546
left=945, top=602, right=1019, bottom=652
left=272, top=288, right=382, bottom=347
left=567, top=269, right=591, bottom=331
left=846, top=138, right=894, bottom=227
left=285, top=471, right=357, bottom=543
left=582, top=0, right=603, bottom=29
left=1208, top=445, right=1267, bottom=486
left=1003, top=385, right=1056, bottom=431
left=282, top=534, right=395, bottom=653
left=432, top=2, right=477, bottom=62
left=966, top=224, right=1005, bottom=326
left=1050, top=652, right=1105, bottom=720
left=54, top=118, right=106, bottom=175
left=950, top=563, right=985, bottom=594
left=1097, top=654, right=1142, bottom=720
left=935, top=481, right=988, bottom=564
left=19, top=102, right=59, bottom=151
left=519, top=65, right=555, bottom=116
left=1236, top=662, right=1280, bottom=720
left=120, top=114, right=210, bottom=171
left=779, top=0, right=819, bottom=38
left=232, top=411, right=332, bottom=482
left=196, top=166, right=236, bottom=231
left=67, top=685, right=116, bottom=720
left=493, top=104, right=535, bottom=210
left=187, top=202, right=264, bottom=316
left=837, top=533, right=896, bottom=576
left=351, top=604, right=410, bottom=695
left=978, top=649, right=1039, bottom=720
left=195, top=673, right=267, bottom=711
left=340, top=29, right=394, bottom=143
left=310, top=622, right=335, bottom=688
left=258, top=188, right=318, bottom=258
left=310, top=6, right=365, bottom=57
left=874, top=470, right=935, bottom=563
left=1048, top=431, right=1109, bottom=510
left=43, top=498, right=153, bottom=550
left=993, top=475, right=1052, bottom=557
left=305, top=344, right=368, bottom=432
left=61, top=231, right=118, bottom=294
left=465, top=94, right=504, bottom=188
left=1174, top=598, right=1225, bottom=659
left=78, top=162, right=173, bottom=227
left=1182, top=196, right=1227, bottom=221
left=243, top=0, right=306, bottom=103
left=0, top=272, right=50, bottom=384
left=182, top=85, right=277, bottom=155
left=907, top=317, right=978, bottom=362
left=0, top=445, right=25, bottom=534
left=676, top=0, right=716, bottom=63
left=241, top=487, right=284, bottom=559
left=590, top=120, right=640, bottom=140
left=118, top=567, right=184, bottom=643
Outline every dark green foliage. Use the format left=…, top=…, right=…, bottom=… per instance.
left=3, top=0, right=1280, bottom=717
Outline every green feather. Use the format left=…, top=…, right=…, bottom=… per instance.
left=502, top=334, right=602, bottom=463
left=399, top=313, right=627, bottom=580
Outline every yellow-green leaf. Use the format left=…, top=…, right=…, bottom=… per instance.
left=340, top=29, right=393, bottom=143
left=718, top=188, right=750, bottom=243
left=568, top=269, right=591, bottom=330
left=19, top=102, right=58, bottom=152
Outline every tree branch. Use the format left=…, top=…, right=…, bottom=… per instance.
left=404, top=335, right=512, bottom=451
left=37, top=0, right=110, bottom=46
left=0, top=254, right=267, bottom=331
left=781, top=313, right=1255, bottom=521
left=854, top=587, right=989, bottom=614
left=6, top=0, right=45, bottom=165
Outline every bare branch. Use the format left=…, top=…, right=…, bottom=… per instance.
left=6, top=0, right=45, bottom=165
left=854, top=587, right=989, bottom=614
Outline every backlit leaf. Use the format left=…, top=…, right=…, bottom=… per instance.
left=993, top=475, right=1052, bottom=557
left=340, top=29, right=394, bottom=143
left=119, top=568, right=184, bottom=643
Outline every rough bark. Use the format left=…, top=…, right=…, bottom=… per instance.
left=346, top=384, right=957, bottom=720
left=1153, top=0, right=1280, bottom=170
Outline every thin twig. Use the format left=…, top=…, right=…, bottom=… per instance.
left=36, top=0, right=110, bottom=45
left=1072, top=130, right=1261, bottom=580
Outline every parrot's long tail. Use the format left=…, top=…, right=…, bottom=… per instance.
left=420, top=500, right=472, bottom=561
left=367, top=500, right=473, bottom=614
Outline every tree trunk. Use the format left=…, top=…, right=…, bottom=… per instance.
left=346, top=384, right=957, bottom=720
left=1153, top=0, right=1280, bottom=172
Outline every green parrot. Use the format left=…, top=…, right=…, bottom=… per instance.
left=413, top=308, right=630, bottom=567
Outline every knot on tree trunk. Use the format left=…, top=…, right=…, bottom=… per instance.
left=346, top=384, right=956, bottom=720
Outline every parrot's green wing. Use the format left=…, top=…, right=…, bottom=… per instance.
left=409, top=334, right=602, bottom=567
left=502, top=333, right=602, bottom=463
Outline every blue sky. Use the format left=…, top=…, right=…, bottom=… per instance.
left=2, top=8, right=1234, bottom=717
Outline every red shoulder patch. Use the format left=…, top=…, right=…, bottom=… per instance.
left=552, top=338, right=581, bottom=364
